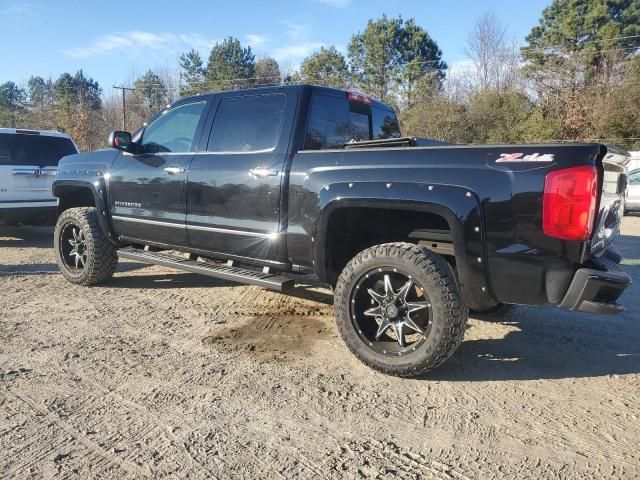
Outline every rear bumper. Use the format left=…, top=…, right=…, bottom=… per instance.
left=559, top=256, right=631, bottom=315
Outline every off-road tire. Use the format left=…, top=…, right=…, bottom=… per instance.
left=334, top=242, right=468, bottom=377
left=54, top=207, right=118, bottom=285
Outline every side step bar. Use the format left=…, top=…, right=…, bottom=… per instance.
left=117, top=248, right=294, bottom=292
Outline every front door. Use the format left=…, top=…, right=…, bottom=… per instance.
left=109, top=100, right=209, bottom=246
left=186, top=91, right=296, bottom=261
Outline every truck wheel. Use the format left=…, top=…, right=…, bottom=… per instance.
left=334, top=243, right=467, bottom=377
left=54, top=207, right=118, bottom=285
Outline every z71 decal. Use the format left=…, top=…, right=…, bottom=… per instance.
left=496, top=152, right=555, bottom=163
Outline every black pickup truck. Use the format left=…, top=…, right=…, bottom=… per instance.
left=52, top=84, right=631, bottom=377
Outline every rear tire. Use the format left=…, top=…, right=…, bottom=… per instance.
left=334, top=242, right=467, bottom=377
left=54, top=207, right=117, bottom=285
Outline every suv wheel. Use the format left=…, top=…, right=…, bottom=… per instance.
left=334, top=242, right=467, bottom=377
left=54, top=207, right=118, bottom=285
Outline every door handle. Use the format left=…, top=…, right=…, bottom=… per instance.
left=164, top=166, right=186, bottom=175
left=249, top=168, right=279, bottom=178
left=11, top=168, right=40, bottom=176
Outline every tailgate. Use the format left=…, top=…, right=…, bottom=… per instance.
left=590, top=145, right=630, bottom=253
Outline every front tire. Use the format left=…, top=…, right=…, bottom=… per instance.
left=334, top=243, right=468, bottom=377
left=54, top=207, right=118, bottom=285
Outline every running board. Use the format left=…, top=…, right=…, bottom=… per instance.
left=117, top=248, right=294, bottom=292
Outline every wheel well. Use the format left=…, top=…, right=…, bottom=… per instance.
left=323, top=207, right=452, bottom=285
left=57, top=187, right=96, bottom=215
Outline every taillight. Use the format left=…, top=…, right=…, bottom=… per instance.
left=543, top=165, right=598, bottom=241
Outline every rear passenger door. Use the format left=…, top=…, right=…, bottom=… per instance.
left=186, top=91, right=296, bottom=260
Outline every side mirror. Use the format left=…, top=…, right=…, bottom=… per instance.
left=108, top=131, right=132, bottom=151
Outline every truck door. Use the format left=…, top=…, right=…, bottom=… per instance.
left=186, top=91, right=296, bottom=261
left=109, top=100, right=209, bottom=246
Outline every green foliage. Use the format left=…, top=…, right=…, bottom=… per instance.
left=348, top=15, right=446, bottom=102
left=27, top=76, right=54, bottom=107
left=520, top=108, right=566, bottom=143
left=590, top=57, right=640, bottom=148
left=133, top=70, right=168, bottom=112
left=523, top=0, right=640, bottom=83
left=400, top=96, right=473, bottom=144
left=466, top=89, right=533, bottom=143
left=0, top=81, right=27, bottom=110
left=0, top=81, right=27, bottom=127
left=254, top=57, right=281, bottom=87
left=293, top=46, right=350, bottom=89
left=53, top=70, right=102, bottom=115
left=179, top=49, right=206, bottom=95
left=206, top=37, right=255, bottom=91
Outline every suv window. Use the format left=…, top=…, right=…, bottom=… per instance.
left=141, top=101, right=207, bottom=154
left=304, top=94, right=400, bottom=150
left=0, top=133, right=77, bottom=167
left=629, top=170, right=640, bottom=184
left=207, top=94, right=287, bottom=153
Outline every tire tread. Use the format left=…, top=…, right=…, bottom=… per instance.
left=334, top=242, right=467, bottom=377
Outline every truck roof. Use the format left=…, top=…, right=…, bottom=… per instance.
left=179, top=84, right=395, bottom=112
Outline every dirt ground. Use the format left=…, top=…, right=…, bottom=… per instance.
left=0, top=217, right=639, bottom=479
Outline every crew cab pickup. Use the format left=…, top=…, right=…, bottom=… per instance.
left=52, top=85, right=631, bottom=377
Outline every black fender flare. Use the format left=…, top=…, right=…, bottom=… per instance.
left=312, top=181, right=497, bottom=310
left=53, top=178, right=118, bottom=246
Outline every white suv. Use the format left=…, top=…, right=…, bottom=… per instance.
left=0, top=128, right=78, bottom=225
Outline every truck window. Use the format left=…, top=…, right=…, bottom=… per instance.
left=207, top=94, right=286, bottom=153
left=141, top=101, right=207, bottom=154
left=304, top=94, right=400, bottom=150
left=0, top=133, right=77, bottom=167
left=372, top=107, right=401, bottom=140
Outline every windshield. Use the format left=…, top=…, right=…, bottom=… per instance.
left=0, top=133, right=77, bottom=167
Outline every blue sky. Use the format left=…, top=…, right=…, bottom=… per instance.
left=0, top=0, right=551, bottom=92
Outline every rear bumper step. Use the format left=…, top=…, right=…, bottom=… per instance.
left=559, top=260, right=631, bottom=315
left=117, top=248, right=295, bottom=292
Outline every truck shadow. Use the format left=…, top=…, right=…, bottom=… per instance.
left=104, top=271, right=240, bottom=289
left=429, top=307, right=640, bottom=381
left=431, top=265, right=639, bottom=381
left=0, top=262, right=149, bottom=276
left=0, top=226, right=53, bottom=248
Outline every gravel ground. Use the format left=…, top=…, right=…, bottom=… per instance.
left=0, top=217, right=639, bottom=479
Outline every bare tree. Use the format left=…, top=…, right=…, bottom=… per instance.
left=466, top=13, right=520, bottom=92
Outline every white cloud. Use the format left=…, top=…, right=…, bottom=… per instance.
left=273, top=43, right=325, bottom=63
left=270, top=22, right=325, bottom=65
left=313, top=0, right=351, bottom=8
left=63, top=31, right=217, bottom=59
left=0, top=1, right=41, bottom=20
left=245, top=34, right=267, bottom=48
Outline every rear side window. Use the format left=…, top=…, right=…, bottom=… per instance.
left=207, top=94, right=287, bottom=153
left=304, top=94, right=400, bottom=150
left=630, top=170, right=640, bottom=184
left=372, top=107, right=401, bottom=140
left=0, top=133, right=77, bottom=167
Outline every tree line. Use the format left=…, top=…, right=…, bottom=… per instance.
left=1, top=0, right=639, bottom=151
